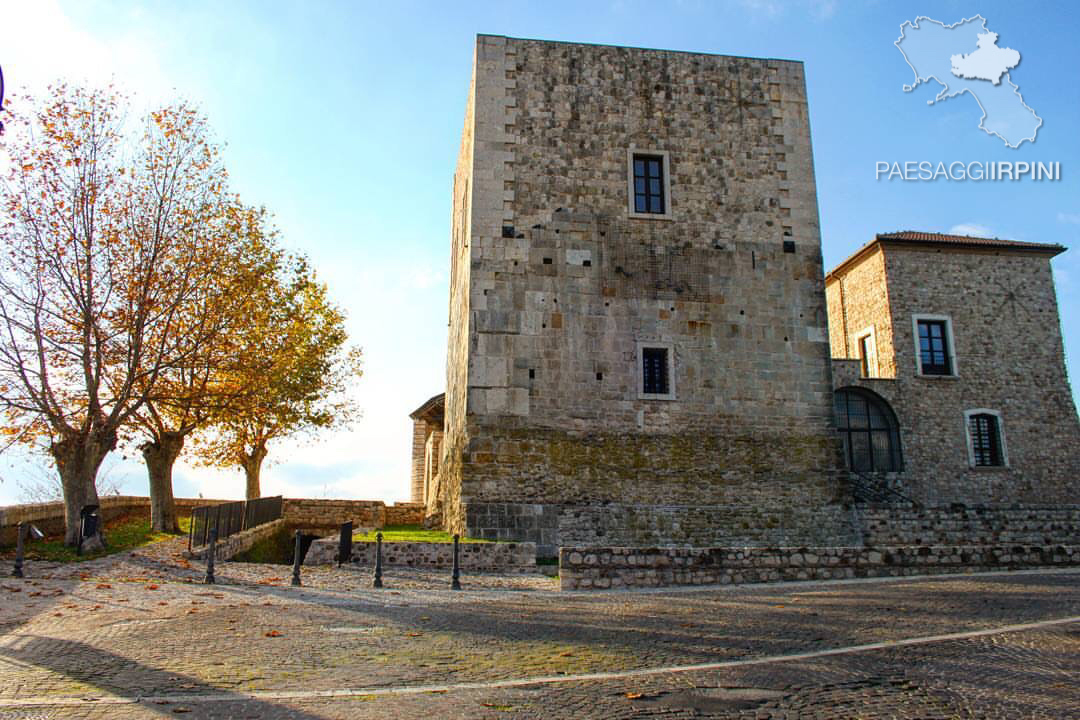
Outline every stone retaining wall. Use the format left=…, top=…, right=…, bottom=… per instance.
left=385, top=502, right=426, bottom=527
left=0, top=496, right=231, bottom=546
left=282, top=499, right=385, bottom=532
left=857, top=505, right=1080, bottom=546
left=188, top=519, right=287, bottom=562
left=559, top=544, right=1080, bottom=590
left=304, top=537, right=537, bottom=570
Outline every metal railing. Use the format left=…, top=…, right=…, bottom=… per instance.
left=849, top=471, right=920, bottom=507
left=188, top=496, right=283, bottom=552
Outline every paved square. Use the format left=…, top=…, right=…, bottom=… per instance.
left=0, top=538, right=1077, bottom=718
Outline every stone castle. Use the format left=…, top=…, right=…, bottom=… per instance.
left=408, top=35, right=1079, bottom=555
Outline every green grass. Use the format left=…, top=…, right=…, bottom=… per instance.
left=7, top=515, right=191, bottom=563
left=353, top=524, right=492, bottom=543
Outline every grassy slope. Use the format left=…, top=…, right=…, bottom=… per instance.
left=352, top=525, right=492, bottom=543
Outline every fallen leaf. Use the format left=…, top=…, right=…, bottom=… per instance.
left=625, top=692, right=644, bottom=700
left=406, top=632, right=423, bottom=637
left=96, top=583, right=112, bottom=590
left=146, top=584, right=159, bottom=591
left=265, top=630, right=282, bottom=637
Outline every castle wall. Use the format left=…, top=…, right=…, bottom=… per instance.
left=443, top=36, right=852, bottom=552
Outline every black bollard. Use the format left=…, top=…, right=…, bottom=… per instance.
left=205, top=528, right=217, bottom=584
left=11, top=523, right=25, bottom=578
left=451, top=534, right=462, bottom=590
left=291, top=530, right=303, bottom=587
left=373, top=532, right=383, bottom=588
left=338, top=521, right=353, bottom=567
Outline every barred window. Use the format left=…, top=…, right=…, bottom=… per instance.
left=834, top=388, right=902, bottom=472
left=969, top=413, right=1004, bottom=466
left=642, top=347, right=669, bottom=395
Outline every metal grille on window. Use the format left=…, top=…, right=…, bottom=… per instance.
left=642, top=347, right=669, bottom=395
left=834, top=388, right=902, bottom=472
left=918, top=320, right=951, bottom=375
left=633, top=155, right=665, bottom=214
left=969, top=413, right=1003, bottom=466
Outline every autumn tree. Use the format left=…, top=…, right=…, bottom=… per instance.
left=132, top=204, right=279, bottom=532
left=0, top=85, right=240, bottom=547
left=196, top=250, right=362, bottom=500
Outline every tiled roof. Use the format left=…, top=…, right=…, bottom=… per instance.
left=827, top=231, right=1066, bottom=278
left=409, top=393, right=445, bottom=420
left=875, top=231, right=1065, bottom=252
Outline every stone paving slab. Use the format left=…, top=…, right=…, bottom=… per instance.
left=0, top=536, right=1077, bottom=718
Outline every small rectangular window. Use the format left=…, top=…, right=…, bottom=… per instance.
left=633, top=154, right=665, bottom=214
left=917, top=319, right=952, bottom=375
left=969, top=413, right=1003, bottom=466
left=642, top=347, right=669, bottom=395
left=859, top=336, right=871, bottom=378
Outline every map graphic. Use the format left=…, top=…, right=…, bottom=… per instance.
left=895, top=15, right=1041, bottom=148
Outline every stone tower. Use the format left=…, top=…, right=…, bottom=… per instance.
left=438, top=35, right=854, bottom=553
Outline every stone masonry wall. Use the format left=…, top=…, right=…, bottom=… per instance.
left=824, top=245, right=896, bottom=378
left=188, top=518, right=286, bottom=562
left=304, top=537, right=536, bottom=570
left=0, top=496, right=231, bottom=546
left=410, top=418, right=427, bottom=503
left=385, top=503, right=425, bottom=527
left=282, top=499, right=385, bottom=532
left=857, top=504, right=1080, bottom=546
left=444, top=35, right=852, bottom=548
left=559, top=543, right=1080, bottom=590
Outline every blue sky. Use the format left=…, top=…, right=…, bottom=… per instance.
left=1, top=0, right=1078, bottom=505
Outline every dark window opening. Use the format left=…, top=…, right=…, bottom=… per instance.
left=969, top=413, right=1003, bottom=466
left=642, top=347, right=669, bottom=395
left=858, top=335, right=872, bottom=378
left=834, top=388, right=902, bottom=472
left=633, top=154, right=665, bottom=214
left=917, top=319, right=951, bottom=375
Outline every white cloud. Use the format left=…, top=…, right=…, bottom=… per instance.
left=1057, top=212, right=1080, bottom=225
left=949, top=223, right=994, bottom=238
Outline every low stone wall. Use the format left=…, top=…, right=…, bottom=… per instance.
left=466, top=502, right=862, bottom=557
left=305, top=537, right=537, bottom=570
left=385, top=502, right=425, bottom=526
left=189, top=518, right=287, bottom=562
left=0, top=496, right=231, bottom=546
left=858, top=505, right=1080, bottom=546
left=282, top=499, right=385, bottom=532
left=558, top=544, right=1080, bottom=590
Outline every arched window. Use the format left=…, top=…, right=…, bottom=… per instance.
left=834, top=388, right=902, bottom=472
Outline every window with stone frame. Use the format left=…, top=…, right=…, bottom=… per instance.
left=633, top=155, right=665, bottom=214
left=968, top=412, right=1005, bottom=467
left=637, top=342, right=675, bottom=400
left=626, top=150, right=672, bottom=219
left=916, top=318, right=953, bottom=375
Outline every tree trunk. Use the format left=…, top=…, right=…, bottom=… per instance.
left=241, top=443, right=268, bottom=500
left=50, top=431, right=115, bottom=548
left=141, top=431, right=185, bottom=533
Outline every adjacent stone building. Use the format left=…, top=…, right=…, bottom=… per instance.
left=826, top=231, right=1080, bottom=505
left=432, top=35, right=855, bottom=554
left=408, top=394, right=444, bottom=507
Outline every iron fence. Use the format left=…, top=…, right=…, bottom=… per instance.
left=188, top=496, right=283, bottom=552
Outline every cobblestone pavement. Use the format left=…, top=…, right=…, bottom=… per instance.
left=0, top=538, right=1076, bottom=718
